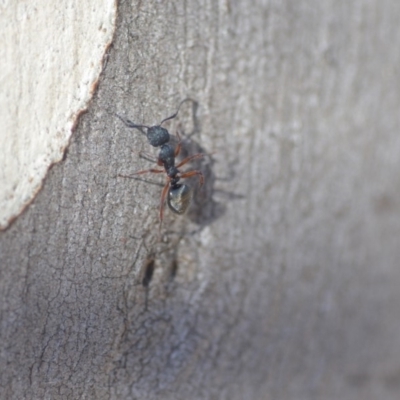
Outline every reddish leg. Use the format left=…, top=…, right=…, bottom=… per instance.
left=118, top=168, right=164, bottom=180
left=176, top=153, right=204, bottom=168
left=180, top=170, right=204, bottom=186
left=134, top=168, right=164, bottom=175
left=159, top=179, right=170, bottom=227
left=174, top=130, right=182, bottom=157
left=138, top=150, right=158, bottom=163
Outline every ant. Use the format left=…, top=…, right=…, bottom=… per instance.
left=116, top=99, right=204, bottom=227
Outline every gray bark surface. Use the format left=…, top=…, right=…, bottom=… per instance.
left=2, top=1, right=400, bottom=399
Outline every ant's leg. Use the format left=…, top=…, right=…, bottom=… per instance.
left=159, top=180, right=170, bottom=227
left=174, top=129, right=182, bottom=157
left=176, top=153, right=204, bottom=168
left=180, top=170, right=204, bottom=186
left=118, top=168, right=164, bottom=179
left=133, top=168, right=164, bottom=175
left=138, top=150, right=158, bottom=163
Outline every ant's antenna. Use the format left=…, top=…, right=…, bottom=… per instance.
left=159, top=98, right=194, bottom=126
left=115, top=113, right=150, bottom=133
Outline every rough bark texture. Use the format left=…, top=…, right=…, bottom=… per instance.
left=1, top=1, right=400, bottom=399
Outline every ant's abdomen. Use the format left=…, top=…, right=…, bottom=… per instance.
left=168, top=184, right=192, bottom=214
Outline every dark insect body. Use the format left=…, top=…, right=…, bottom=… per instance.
left=116, top=100, right=204, bottom=225
left=142, top=257, right=155, bottom=287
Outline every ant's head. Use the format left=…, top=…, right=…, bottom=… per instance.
left=147, top=98, right=194, bottom=146
left=116, top=98, right=195, bottom=147
left=115, top=114, right=170, bottom=147
left=146, top=125, right=170, bottom=147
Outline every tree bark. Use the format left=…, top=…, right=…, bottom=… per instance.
left=2, top=1, right=400, bottom=399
